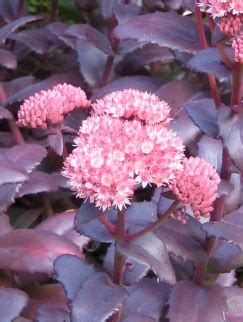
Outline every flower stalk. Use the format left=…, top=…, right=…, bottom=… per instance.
left=195, top=7, right=221, bottom=108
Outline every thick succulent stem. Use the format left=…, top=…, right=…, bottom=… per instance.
left=124, top=200, right=180, bottom=242
left=195, top=7, right=221, bottom=108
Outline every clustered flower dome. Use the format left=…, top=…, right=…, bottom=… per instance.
left=17, top=83, right=90, bottom=129
left=217, top=13, right=242, bottom=37
left=232, top=35, right=243, bottom=63
left=62, top=114, right=184, bottom=210
left=198, top=0, right=243, bottom=18
left=92, top=89, right=171, bottom=126
left=170, top=157, right=220, bottom=219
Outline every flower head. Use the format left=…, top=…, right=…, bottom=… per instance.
left=92, top=89, right=171, bottom=126
left=197, top=0, right=243, bottom=17
left=17, top=83, right=90, bottom=129
left=63, top=115, right=184, bottom=210
left=232, top=35, right=243, bottom=63
left=169, top=157, right=220, bottom=219
left=217, top=13, right=242, bottom=37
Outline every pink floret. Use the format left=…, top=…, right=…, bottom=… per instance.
left=170, top=157, right=220, bottom=219
left=62, top=115, right=184, bottom=211
left=17, top=83, right=90, bottom=129
left=92, top=89, right=171, bottom=126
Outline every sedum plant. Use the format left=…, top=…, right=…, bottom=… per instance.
left=0, top=0, right=242, bottom=321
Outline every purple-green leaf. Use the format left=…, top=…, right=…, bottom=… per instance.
left=0, top=287, right=29, bottom=321
left=114, top=12, right=201, bottom=53
left=167, top=281, right=227, bottom=322
left=0, top=229, right=84, bottom=275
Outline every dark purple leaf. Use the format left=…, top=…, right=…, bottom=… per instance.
left=168, top=281, right=227, bottom=322
left=47, top=131, right=64, bottom=156
left=197, top=135, right=223, bottom=172
left=98, top=0, right=115, bottom=19
left=114, top=12, right=201, bottom=53
left=0, top=154, right=28, bottom=185
left=5, top=73, right=84, bottom=105
left=223, top=286, right=243, bottom=320
left=8, top=29, right=57, bottom=55
left=16, top=171, right=58, bottom=198
left=75, top=211, right=115, bottom=242
left=164, top=0, right=183, bottom=10
left=169, top=255, right=195, bottom=280
left=211, top=26, right=226, bottom=45
left=37, top=211, right=89, bottom=249
left=218, top=106, right=243, bottom=172
left=123, top=278, right=170, bottom=321
left=125, top=201, right=157, bottom=229
left=155, top=223, right=207, bottom=266
left=36, top=307, right=70, bottom=322
left=0, top=106, right=12, bottom=119
left=54, top=254, right=95, bottom=302
left=75, top=201, right=106, bottom=225
left=46, top=22, right=76, bottom=48
left=92, top=76, right=163, bottom=101
left=0, top=287, right=29, bottom=321
left=64, top=108, right=90, bottom=132
left=0, top=49, right=17, bottom=69
left=209, top=242, right=243, bottom=273
left=71, top=272, right=127, bottom=322
left=113, top=3, right=140, bottom=24
left=223, top=173, right=241, bottom=215
left=5, top=144, right=47, bottom=173
left=169, top=111, right=201, bottom=146
left=0, top=229, right=84, bottom=275
left=117, top=44, right=174, bottom=74
left=2, top=76, right=35, bottom=101
left=76, top=38, right=107, bottom=87
left=24, top=283, right=69, bottom=320
left=66, top=24, right=113, bottom=56
left=0, top=0, right=20, bottom=22
left=0, top=15, right=43, bottom=43
left=183, top=0, right=196, bottom=11
left=203, top=206, right=243, bottom=249
left=0, top=213, right=12, bottom=235
left=185, top=98, right=218, bottom=137
left=157, top=210, right=206, bottom=244
left=187, top=47, right=231, bottom=80
left=118, top=231, right=176, bottom=284
left=13, top=208, right=44, bottom=229
left=0, top=183, right=20, bottom=213
left=156, top=79, right=200, bottom=115
left=103, top=243, right=149, bottom=285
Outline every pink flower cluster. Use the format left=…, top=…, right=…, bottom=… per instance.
left=232, top=35, right=243, bottom=63
left=92, top=89, right=171, bottom=125
left=198, top=0, right=243, bottom=17
left=63, top=114, right=184, bottom=210
left=17, top=83, right=90, bottom=129
left=217, top=13, right=242, bottom=37
left=170, top=157, right=220, bottom=219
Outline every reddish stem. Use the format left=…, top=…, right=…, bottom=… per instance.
left=206, top=14, right=233, bottom=69
left=17, top=0, right=25, bottom=18
left=231, top=63, right=242, bottom=107
left=113, top=209, right=125, bottom=285
left=51, top=0, right=58, bottom=22
left=99, top=55, right=114, bottom=87
left=124, top=200, right=180, bottom=242
left=98, top=215, right=116, bottom=235
left=7, top=119, right=25, bottom=145
left=195, top=7, right=221, bottom=108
